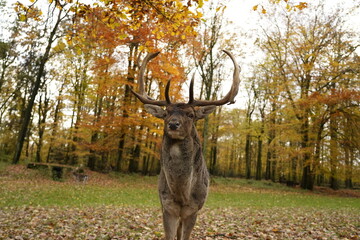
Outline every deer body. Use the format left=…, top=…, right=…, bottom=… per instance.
left=159, top=134, right=209, bottom=239
left=144, top=104, right=213, bottom=239
left=131, top=51, right=240, bottom=240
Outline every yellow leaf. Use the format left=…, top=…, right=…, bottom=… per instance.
left=253, top=5, right=258, bottom=11
left=198, top=0, right=204, bottom=8
left=53, top=40, right=66, bottom=52
left=296, top=2, right=308, bottom=10
left=261, top=7, right=267, bottom=14
left=118, top=33, right=127, bottom=40
left=19, top=14, right=27, bottom=21
left=66, top=37, right=73, bottom=46
left=76, top=46, right=82, bottom=55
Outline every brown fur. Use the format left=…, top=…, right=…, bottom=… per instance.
left=145, top=104, right=215, bottom=240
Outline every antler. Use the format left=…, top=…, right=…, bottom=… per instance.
left=188, top=50, right=241, bottom=106
left=131, top=52, right=171, bottom=106
left=132, top=50, right=240, bottom=107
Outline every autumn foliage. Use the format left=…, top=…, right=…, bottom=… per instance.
left=0, top=0, right=359, bottom=190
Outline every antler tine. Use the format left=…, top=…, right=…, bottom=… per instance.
left=138, top=52, right=160, bottom=95
left=188, top=73, right=195, bottom=104
left=190, top=50, right=240, bottom=106
left=165, top=80, right=171, bottom=104
left=131, top=51, right=168, bottom=106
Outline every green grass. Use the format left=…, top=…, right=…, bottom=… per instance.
left=208, top=178, right=360, bottom=209
left=0, top=165, right=359, bottom=210
left=208, top=190, right=360, bottom=209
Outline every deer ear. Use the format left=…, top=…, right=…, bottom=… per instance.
left=144, top=104, right=166, bottom=119
left=195, top=105, right=216, bottom=119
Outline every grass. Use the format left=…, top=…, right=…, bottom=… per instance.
left=1, top=164, right=359, bottom=239
left=0, top=164, right=359, bottom=210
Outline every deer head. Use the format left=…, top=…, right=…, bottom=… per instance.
left=131, top=50, right=240, bottom=140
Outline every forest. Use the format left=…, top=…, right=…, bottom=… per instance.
left=0, top=0, right=359, bottom=191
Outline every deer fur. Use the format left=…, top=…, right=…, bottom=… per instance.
left=145, top=104, right=215, bottom=240
left=131, top=51, right=240, bottom=240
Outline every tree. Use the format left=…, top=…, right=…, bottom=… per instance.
left=257, top=2, right=360, bottom=189
left=12, top=0, right=74, bottom=164
left=63, top=0, right=204, bottom=172
left=189, top=0, right=241, bottom=173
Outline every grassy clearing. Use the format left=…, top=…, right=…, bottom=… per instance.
left=0, top=164, right=359, bottom=239
left=208, top=178, right=360, bottom=209
left=0, top=164, right=359, bottom=209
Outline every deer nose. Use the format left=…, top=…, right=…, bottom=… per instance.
left=168, top=121, right=181, bottom=130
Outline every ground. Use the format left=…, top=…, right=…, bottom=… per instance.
left=0, top=165, right=359, bottom=239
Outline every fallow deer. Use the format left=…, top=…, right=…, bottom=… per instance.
left=131, top=50, right=240, bottom=240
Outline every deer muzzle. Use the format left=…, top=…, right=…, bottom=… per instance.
left=168, top=121, right=181, bottom=131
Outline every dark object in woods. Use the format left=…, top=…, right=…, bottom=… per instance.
left=72, top=168, right=89, bottom=182
left=286, top=181, right=297, bottom=187
left=52, top=166, right=63, bottom=181
left=27, top=162, right=85, bottom=181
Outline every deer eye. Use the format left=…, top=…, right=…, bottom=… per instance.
left=187, top=113, right=195, bottom=119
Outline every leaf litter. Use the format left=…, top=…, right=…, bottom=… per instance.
left=0, top=166, right=359, bottom=239
left=1, top=206, right=359, bottom=240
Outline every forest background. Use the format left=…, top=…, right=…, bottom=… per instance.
left=0, top=0, right=359, bottom=191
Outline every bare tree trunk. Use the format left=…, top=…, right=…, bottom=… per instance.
left=209, top=107, right=221, bottom=175
left=256, top=110, right=265, bottom=180
left=46, top=82, right=65, bottom=162
left=300, top=117, right=314, bottom=190
left=35, top=91, right=50, bottom=163
left=117, top=44, right=138, bottom=171
left=245, top=101, right=254, bottom=179
left=245, top=133, right=252, bottom=179
left=344, top=118, right=353, bottom=189
left=329, top=110, right=339, bottom=190
left=256, top=135, right=263, bottom=180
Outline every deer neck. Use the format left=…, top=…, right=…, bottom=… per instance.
left=163, top=135, right=194, bottom=160
left=162, top=126, right=200, bottom=159
left=161, top=127, right=203, bottom=203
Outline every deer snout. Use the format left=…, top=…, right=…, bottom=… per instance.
left=168, top=120, right=181, bottom=130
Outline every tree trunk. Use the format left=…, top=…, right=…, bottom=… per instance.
left=12, top=7, right=64, bottom=164
left=117, top=44, right=138, bottom=171
left=265, top=103, right=276, bottom=180
left=129, top=144, right=140, bottom=172
left=245, top=133, right=251, bottom=179
left=344, top=118, right=353, bottom=189
left=256, top=114, right=265, bottom=180
left=46, top=82, right=65, bottom=162
left=35, top=92, right=49, bottom=163
left=329, top=111, right=339, bottom=190
left=209, top=108, right=221, bottom=175
left=300, top=118, right=314, bottom=190
left=344, top=149, right=353, bottom=189
left=116, top=133, right=126, bottom=171
left=129, top=111, right=146, bottom=173
left=256, top=135, right=263, bottom=180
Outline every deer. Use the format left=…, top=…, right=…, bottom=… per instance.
left=131, top=50, right=240, bottom=240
